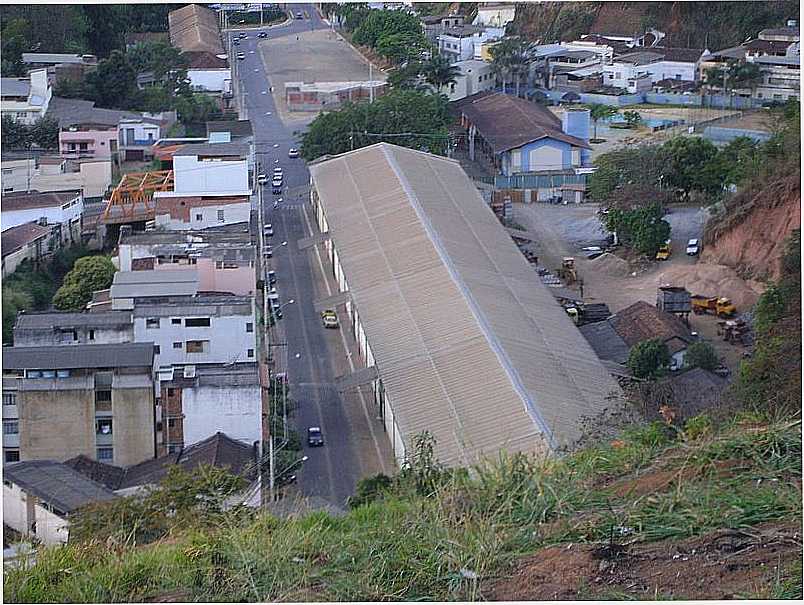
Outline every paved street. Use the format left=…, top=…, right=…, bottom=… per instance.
left=228, top=5, right=394, bottom=507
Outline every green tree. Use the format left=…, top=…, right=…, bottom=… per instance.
left=52, top=255, right=115, bottom=311
left=587, top=145, right=667, bottom=200
left=376, top=31, right=428, bottom=66
left=587, top=103, right=617, bottom=139
left=0, top=115, right=28, bottom=150
left=489, top=37, right=529, bottom=95
left=84, top=50, right=137, bottom=109
left=28, top=116, right=60, bottom=149
left=127, top=40, right=189, bottom=91
left=1, top=17, right=29, bottom=76
left=627, top=338, right=671, bottom=379
left=422, top=53, right=461, bottom=93
left=2, top=288, right=32, bottom=344
left=601, top=187, right=671, bottom=255
left=684, top=341, right=720, bottom=371
left=663, top=136, right=720, bottom=199
left=388, top=61, right=428, bottom=91
left=300, top=89, right=451, bottom=160
left=623, top=110, right=643, bottom=128
left=174, top=93, right=222, bottom=125
left=352, top=9, right=422, bottom=48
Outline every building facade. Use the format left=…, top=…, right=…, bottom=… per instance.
left=12, top=310, right=134, bottom=347
left=1, top=190, right=84, bottom=245
left=0, top=69, right=51, bottom=124
left=2, top=343, right=157, bottom=466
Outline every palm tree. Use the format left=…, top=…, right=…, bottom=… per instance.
left=423, top=54, right=461, bottom=94
left=490, top=37, right=530, bottom=96
left=587, top=103, right=617, bottom=140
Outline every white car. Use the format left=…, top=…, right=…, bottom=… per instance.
left=288, top=148, right=300, bottom=158
left=272, top=177, right=283, bottom=188
left=264, top=223, right=273, bottom=237
left=236, top=52, right=245, bottom=61
left=273, top=167, right=283, bottom=176
left=257, top=173, right=268, bottom=185
left=686, top=238, right=700, bottom=256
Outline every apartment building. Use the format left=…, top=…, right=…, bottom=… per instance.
left=2, top=343, right=157, bottom=466
left=0, top=69, right=51, bottom=124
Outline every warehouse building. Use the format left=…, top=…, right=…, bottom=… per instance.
left=307, top=143, right=621, bottom=467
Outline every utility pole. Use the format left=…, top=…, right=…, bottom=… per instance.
left=369, top=62, right=374, bottom=103
left=268, top=433, right=275, bottom=502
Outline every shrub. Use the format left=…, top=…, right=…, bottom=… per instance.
left=684, top=341, right=720, bottom=371
left=627, top=338, right=671, bottom=379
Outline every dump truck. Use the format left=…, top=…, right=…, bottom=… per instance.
left=655, top=240, right=672, bottom=261
left=691, top=295, right=736, bottom=317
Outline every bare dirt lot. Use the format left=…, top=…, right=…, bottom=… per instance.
left=259, top=29, right=385, bottom=123
left=512, top=202, right=765, bottom=370
left=488, top=521, right=801, bottom=600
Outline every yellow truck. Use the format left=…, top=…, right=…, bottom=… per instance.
left=655, top=240, right=672, bottom=261
left=691, top=295, right=737, bottom=318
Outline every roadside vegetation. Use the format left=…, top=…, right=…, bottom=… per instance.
left=4, top=411, right=800, bottom=602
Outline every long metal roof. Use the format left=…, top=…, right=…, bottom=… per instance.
left=309, top=143, right=621, bottom=466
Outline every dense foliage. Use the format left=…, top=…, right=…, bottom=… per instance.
left=300, top=89, right=451, bottom=160
left=736, top=230, right=801, bottom=416
left=0, top=4, right=177, bottom=74
left=627, top=338, right=671, bottom=379
left=684, top=341, right=720, bottom=371
left=489, top=37, right=530, bottom=96
left=0, top=115, right=59, bottom=151
left=2, top=245, right=91, bottom=343
left=600, top=190, right=671, bottom=256
left=52, top=255, right=116, bottom=311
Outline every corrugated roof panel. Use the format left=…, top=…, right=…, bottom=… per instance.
left=310, top=143, right=621, bottom=466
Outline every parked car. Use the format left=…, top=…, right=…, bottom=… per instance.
left=267, top=270, right=276, bottom=284
left=239, top=32, right=248, bottom=38
left=264, top=223, right=273, bottom=237
left=233, top=39, right=241, bottom=46
left=257, top=173, right=268, bottom=186
left=321, top=310, right=339, bottom=329
left=295, top=12, right=304, bottom=19
left=272, top=186, right=282, bottom=195
left=273, top=167, right=283, bottom=176
left=686, top=238, right=700, bottom=256
left=264, top=246, right=273, bottom=258
left=236, top=52, right=245, bottom=61
left=272, top=178, right=283, bottom=188
left=288, top=148, right=300, bottom=158
left=307, top=427, right=324, bottom=446
left=258, top=32, right=268, bottom=38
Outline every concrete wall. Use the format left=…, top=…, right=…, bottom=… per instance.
left=133, top=311, right=256, bottom=367
left=4, top=482, right=71, bottom=546
left=119, top=121, right=160, bottom=146
left=154, top=199, right=251, bottom=230
left=2, top=483, right=28, bottom=537
left=181, top=384, right=261, bottom=446
left=188, top=68, right=232, bottom=93
left=173, top=155, right=249, bottom=195
left=445, top=61, right=495, bottom=101
left=15, top=374, right=154, bottom=466
left=80, top=161, right=113, bottom=199
left=13, top=324, right=133, bottom=347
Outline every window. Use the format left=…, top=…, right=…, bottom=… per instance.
left=154, top=345, right=161, bottom=354
left=2, top=393, right=16, bottom=406
left=173, top=342, right=183, bottom=349
left=167, top=388, right=176, bottom=397
left=96, top=447, right=113, bottom=462
left=185, top=317, right=211, bottom=327
left=1, top=168, right=12, bottom=175
left=217, top=209, right=225, bottom=222
left=3, top=421, right=19, bottom=435
left=146, top=317, right=160, bottom=329
left=171, top=318, right=181, bottom=325
left=196, top=213, right=203, bottom=221
left=167, top=443, right=181, bottom=454
left=186, top=340, right=208, bottom=353
left=95, top=418, right=113, bottom=435
left=167, top=418, right=177, bottom=429
left=247, top=349, right=255, bottom=358
left=246, top=322, right=254, bottom=333
left=88, top=329, right=95, bottom=341
left=95, top=390, right=112, bottom=403
left=4, top=450, right=20, bottom=463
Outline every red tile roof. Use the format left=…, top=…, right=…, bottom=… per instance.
left=610, top=300, right=695, bottom=354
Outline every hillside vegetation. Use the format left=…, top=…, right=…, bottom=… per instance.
left=508, top=1, right=799, bottom=48
left=4, top=412, right=801, bottom=602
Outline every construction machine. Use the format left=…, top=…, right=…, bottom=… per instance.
left=556, top=257, right=578, bottom=285
left=655, top=240, right=672, bottom=261
left=691, top=295, right=737, bottom=318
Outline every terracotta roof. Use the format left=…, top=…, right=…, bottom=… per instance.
left=452, top=92, right=590, bottom=153
left=1, top=222, right=50, bottom=258
left=744, top=39, right=793, bottom=54
left=1, top=190, right=80, bottom=212
left=610, top=300, right=695, bottom=354
left=184, top=50, right=229, bottom=70
left=168, top=3, right=224, bottom=55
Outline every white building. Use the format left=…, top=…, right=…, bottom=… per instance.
left=1, top=157, right=112, bottom=200
left=439, top=25, right=502, bottom=63
left=130, top=293, right=257, bottom=367
left=185, top=51, right=232, bottom=94
left=0, top=69, right=51, bottom=124
left=3, top=460, right=118, bottom=545
left=1, top=190, right=83, bottom=245
left=443, top=59, right=496, bottom=101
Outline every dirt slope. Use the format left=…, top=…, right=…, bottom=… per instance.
left=702, top=172, right=801, bottom=282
